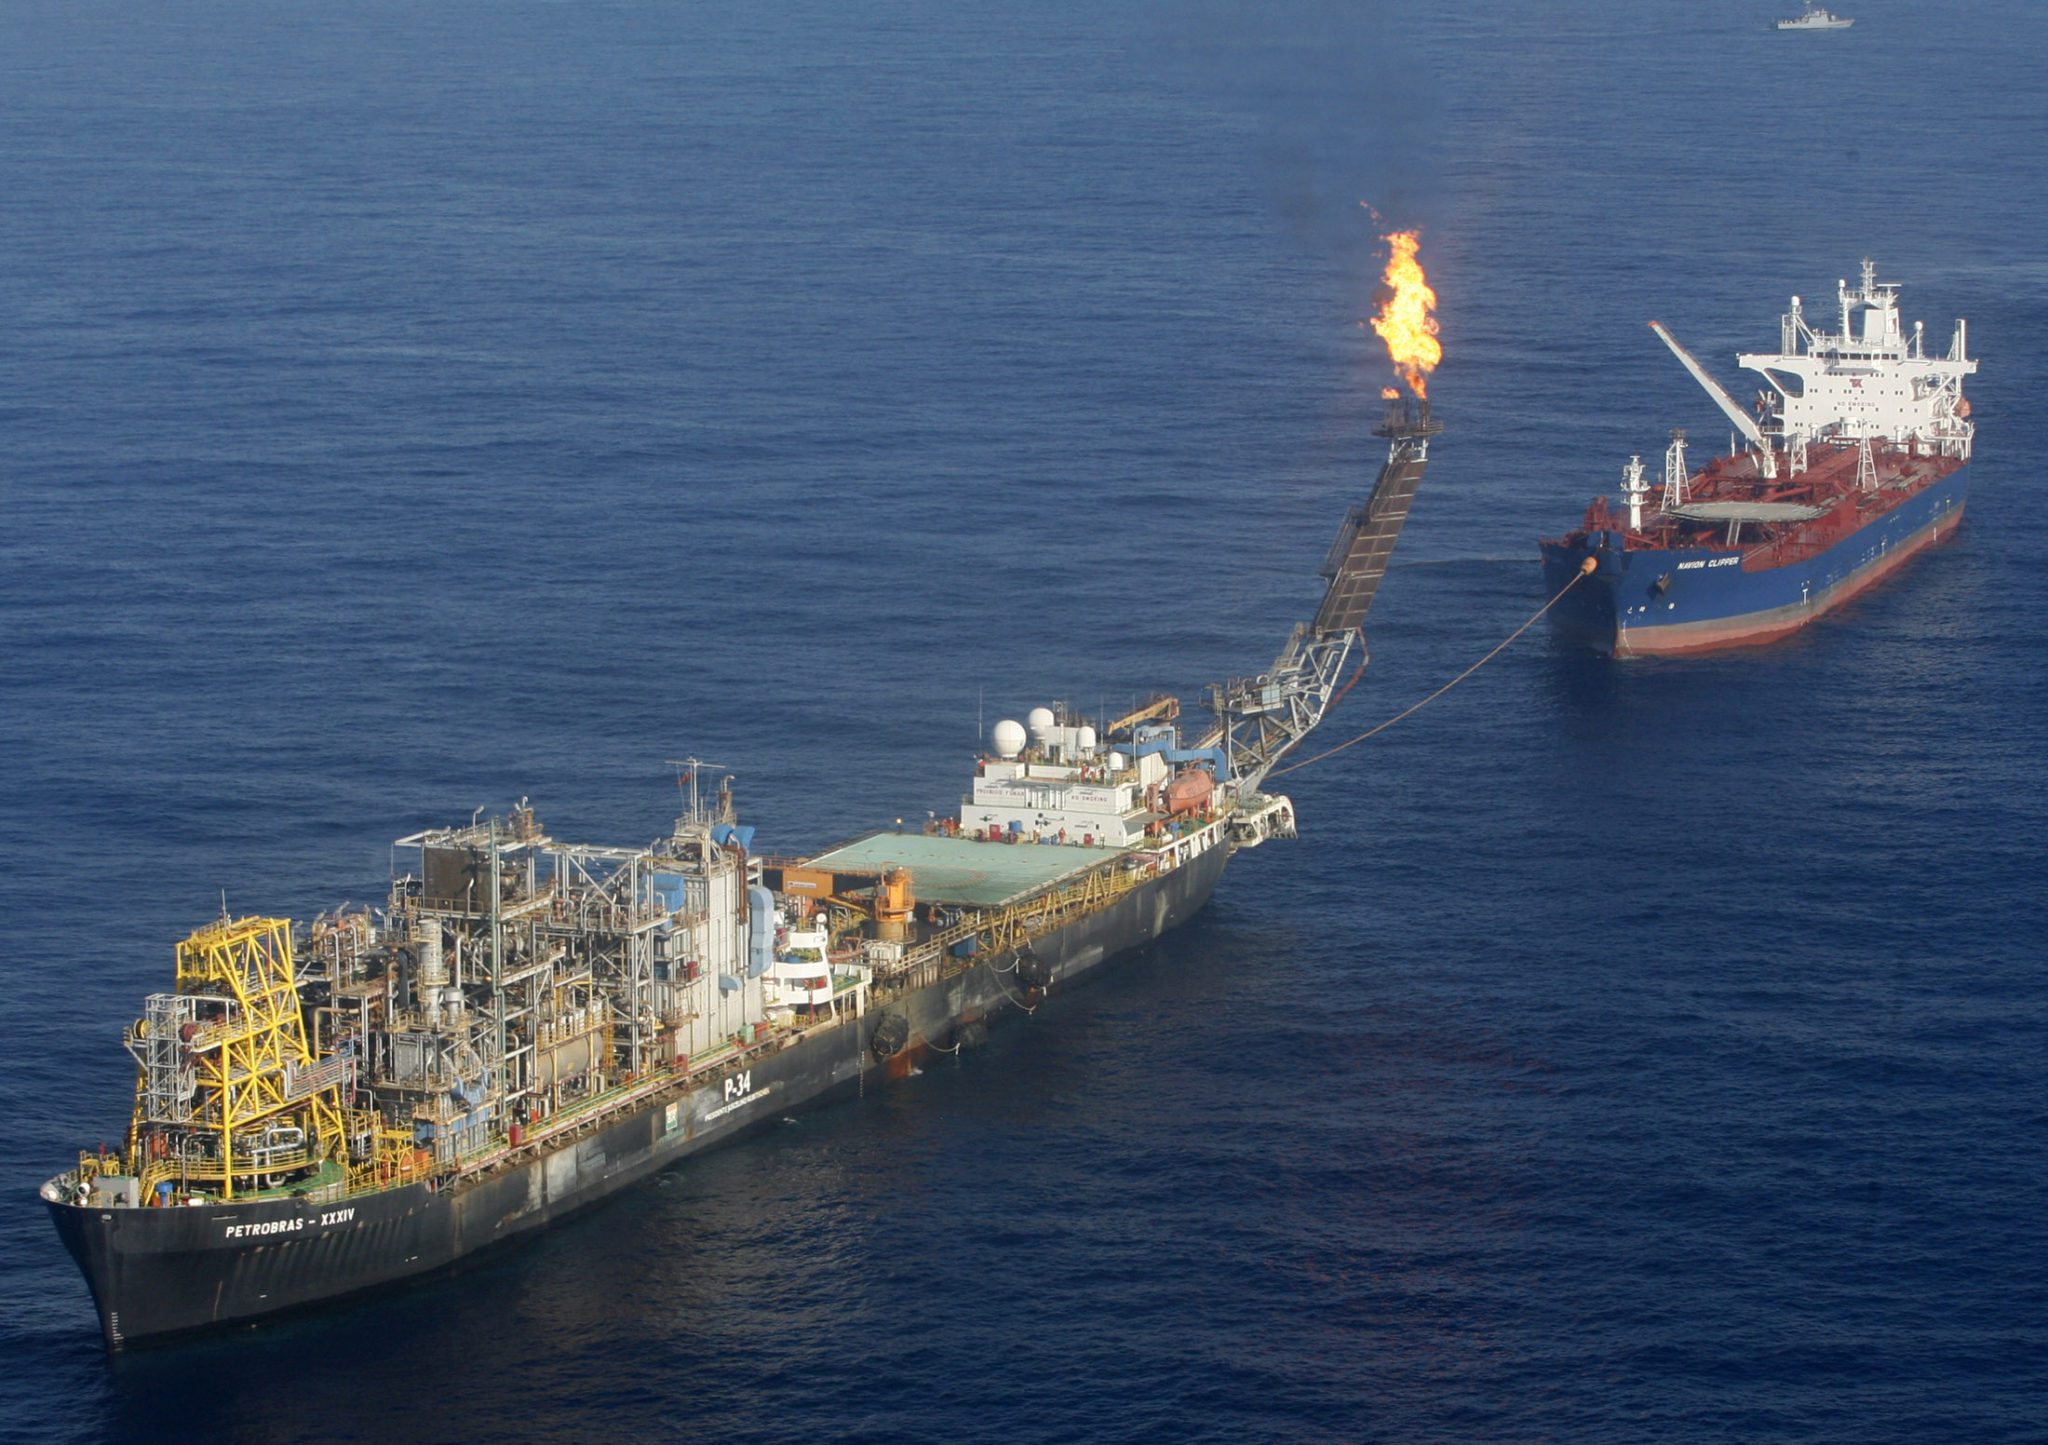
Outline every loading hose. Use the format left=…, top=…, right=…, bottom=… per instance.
left=1266, top=557, right=1595, bottom=781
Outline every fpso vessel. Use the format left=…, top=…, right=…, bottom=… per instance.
left=1541, top=262, right=1976, bottom=656
left=42, top=397, right=1443, bottom=1351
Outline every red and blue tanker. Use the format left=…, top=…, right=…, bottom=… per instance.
left=1542, top=262, right=1977, bottom=656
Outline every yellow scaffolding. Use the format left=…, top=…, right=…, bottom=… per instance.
left=972, top=861, right=1146, bottom=955
left=134, top=916, right=352, bottom=1200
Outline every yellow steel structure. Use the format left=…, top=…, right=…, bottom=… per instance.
left=141, top=916, right=352, bottom=1199
left=884, top=854, right=1156, bottom=994
left=971, top=858, right=1144, bottom=955
left=1105, top=695, right=1179, bottom=737
left=345, top=1106, right=431, bottom=1190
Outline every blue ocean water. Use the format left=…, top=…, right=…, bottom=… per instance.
left=2, top=0, right=2044, bottom=1439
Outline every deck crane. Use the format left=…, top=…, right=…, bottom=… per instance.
left=1649, top=321, right=1779, bottom=479
left=1202, top=394, right=1442, bottom=797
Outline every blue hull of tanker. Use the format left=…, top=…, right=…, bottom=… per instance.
left=1540, top=467, right=1969, bottom=657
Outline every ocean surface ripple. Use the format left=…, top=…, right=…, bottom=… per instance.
left=1, top=2, right=2042, bottom=1440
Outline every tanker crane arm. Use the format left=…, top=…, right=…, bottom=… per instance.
left=1649, top=321, right=1778, bottom=479
left=1200, top=395, right=1443, bottom=801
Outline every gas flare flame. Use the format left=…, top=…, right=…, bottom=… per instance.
left=1369, top=231, right=1440, bottom=398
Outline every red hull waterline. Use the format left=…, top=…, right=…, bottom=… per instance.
left=1614, top=502, right=1965, bottom=658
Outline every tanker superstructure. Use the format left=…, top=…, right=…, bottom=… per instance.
left=42, top=397, right=1445, bottom=1351
left=1541, top=262, right=1976, bottom=656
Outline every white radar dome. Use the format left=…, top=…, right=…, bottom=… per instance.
left=1077, top=726, right=1097, bottom=751
left=1027, top=707, right=1056, bottom=739
left=992, top=720, right=1028, bottom=759
left=1106, top=751, right=1127, bottom=772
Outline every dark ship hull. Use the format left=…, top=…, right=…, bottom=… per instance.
left=46, top=844, right=1229, bottom=1349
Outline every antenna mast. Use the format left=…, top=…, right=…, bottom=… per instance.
left=665, top=757, right=727, bottom=826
